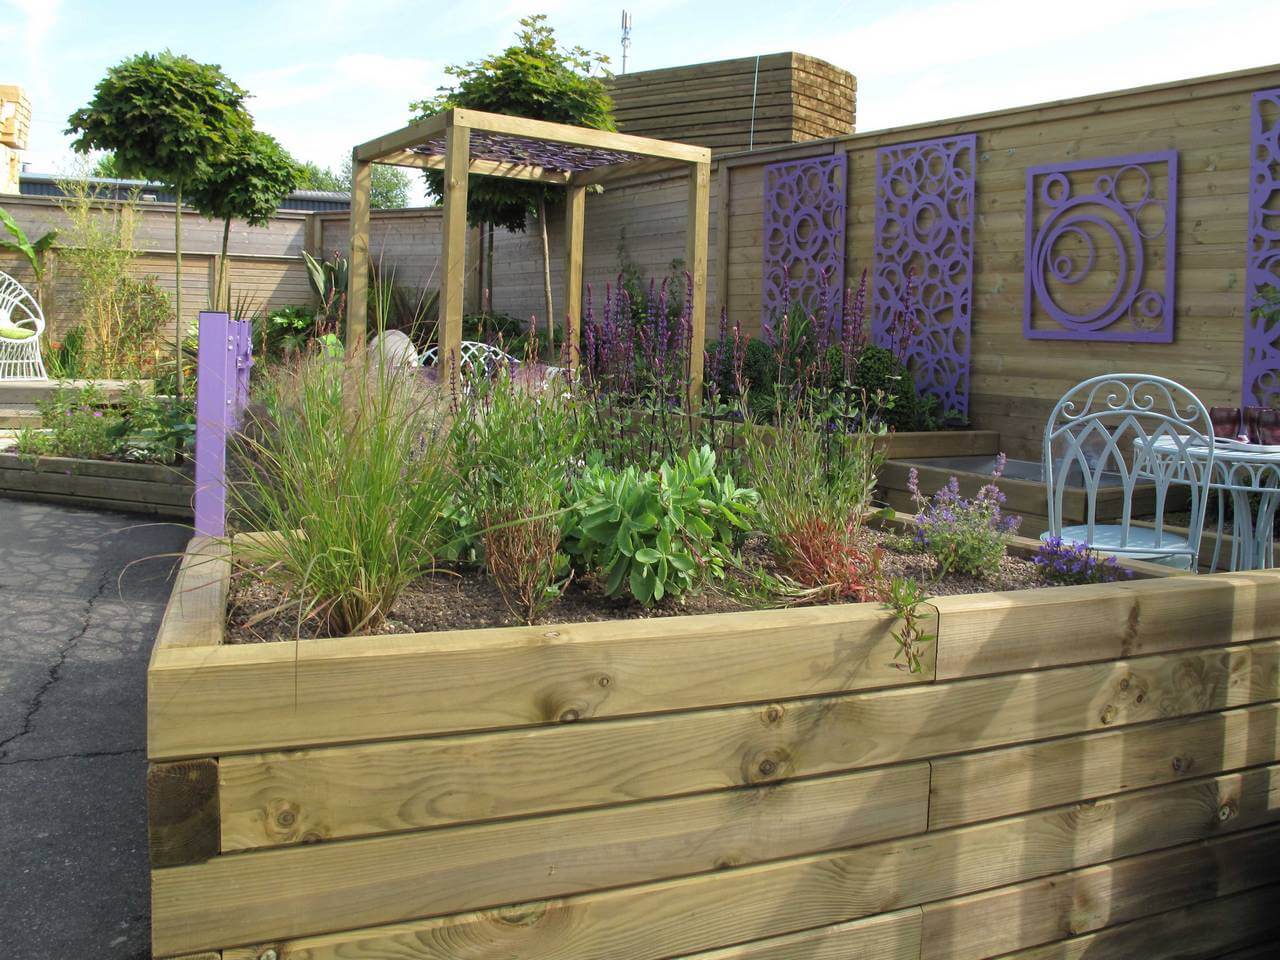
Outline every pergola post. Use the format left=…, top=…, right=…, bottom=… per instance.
left=346, top=153, right=372, bottom=350
left=685, top=160, right=711, bottom=404
left=438, top=116, right=471, bottom=383
left=563, top=184, right=586, bottom=369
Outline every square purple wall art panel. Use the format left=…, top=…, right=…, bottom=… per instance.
left=1243, top=88, right=1280, bottom=407
left=760, top=152, right=847, bottom=337
left=1023, top=151, right=1178, bottom=343
left=872, top=134, right=976, bottom=416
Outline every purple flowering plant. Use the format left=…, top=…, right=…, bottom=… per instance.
left=909, top=453, right=1022, bottom=577
left=1035, top=536, right=1133, bottom=586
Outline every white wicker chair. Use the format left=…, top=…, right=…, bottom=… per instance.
left=0, top=270, right=47, bottom=380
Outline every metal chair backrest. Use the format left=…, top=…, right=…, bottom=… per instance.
left=1043, top=374, right=1214, bottom=564
left=421, top=340, right=518, bottom=379
left=0, top=270, right=44, bottom=333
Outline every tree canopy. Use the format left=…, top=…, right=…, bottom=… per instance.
left=66, top=50, right=251, bottom=190
left=295, top=157, right=412, bottom=209
left=409, top=14, right=616, bottom=231
left=188, top=130, right=300, bottom=227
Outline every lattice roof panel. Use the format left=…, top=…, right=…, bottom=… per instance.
left=409, top=131, right=643, bottom=173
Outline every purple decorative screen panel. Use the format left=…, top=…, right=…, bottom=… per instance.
left=760, top=153, right=847, bottom=336
left=872, top=134, right=976, bottom=416
left=1243, top=89, right=1280, bottom=406
left=1024, top=151, right=1177, bottom=342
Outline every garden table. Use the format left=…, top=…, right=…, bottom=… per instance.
left=1144, top=435, right=1280, bottom=571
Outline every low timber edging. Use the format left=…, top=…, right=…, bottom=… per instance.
left=147, top=535, right=1280, bottom=959
left=0, top=452, right=193, bottom=517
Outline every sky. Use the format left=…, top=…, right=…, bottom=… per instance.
left=4, top=0, right=1280, bottom=205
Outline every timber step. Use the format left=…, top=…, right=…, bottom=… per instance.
left=0, top=378, right=152, bottom=406
left=0, top=405, right=40, bottom=428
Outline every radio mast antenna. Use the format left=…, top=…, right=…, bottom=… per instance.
left=620, top=10, right=633, bottom=73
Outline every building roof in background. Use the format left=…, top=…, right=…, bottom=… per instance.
left=16, top=171, right=351, bottom=213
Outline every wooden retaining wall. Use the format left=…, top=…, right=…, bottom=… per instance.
left=147, top=538, right=1280, bottom=958
left=0, top=453, right=192, bottom=517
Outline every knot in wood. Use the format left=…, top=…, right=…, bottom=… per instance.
left=258, top=950, right=279, bottom=960
left=597, top=674, right=611, bottom=688
left=1171, top=755, right=1189, bottom=773
left=764, top=704, right=785, bottom=724
left=559, top=707, right=581, bottom=723
left=275, top=809, right=296, bottom=828
left=758, top=758, right=777, bottom=778
left=1217, top=800, right=1238, bottom=823
left=1099, top=704, right=1118, bottom=725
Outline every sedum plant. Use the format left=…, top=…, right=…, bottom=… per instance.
left=566, top=446, right=756, bottom=605
left=908, top=454, right=1022, bottom=577
left=229, top=355, right=455, bottom=635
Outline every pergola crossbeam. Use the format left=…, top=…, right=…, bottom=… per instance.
left=347, top=109, right=711, bottom=400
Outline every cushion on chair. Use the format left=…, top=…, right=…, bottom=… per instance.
left=0, top=323, right=35, bottom=340
left=1042, top=524, right=1195, bottom=569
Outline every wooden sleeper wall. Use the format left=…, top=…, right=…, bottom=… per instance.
left=146, top=543, right=1280, bottom=958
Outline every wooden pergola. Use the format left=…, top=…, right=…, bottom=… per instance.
left=348, top=108, right=713, bottom=392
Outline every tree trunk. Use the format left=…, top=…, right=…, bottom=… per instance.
left=218, top=217, right=231, bottom=313
left=174, top=185, right=184, bottom=399
left=537, top=194, right=553, bottom=352
left=486, top=221, right=495, bottom=315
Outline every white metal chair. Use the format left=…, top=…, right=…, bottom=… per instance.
left=1042, top=374, right=1215, bottom=570
left=0, top=270, right=46, bottom=380
left=422, top=340, right=562, bottom=383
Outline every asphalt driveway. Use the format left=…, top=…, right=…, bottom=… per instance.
left=0, top=498, right=190, bottom=960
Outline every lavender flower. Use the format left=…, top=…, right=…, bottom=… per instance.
left=910, top=455, right=1022, bottom=577
left=1035, top=536, right=1133, bottom=586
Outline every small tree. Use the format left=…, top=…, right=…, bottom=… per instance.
left=67, top=51, right=252, bottom=395
left=188, top=130, right=300, bottom=309
left=411, top=15, right=615, bottom=347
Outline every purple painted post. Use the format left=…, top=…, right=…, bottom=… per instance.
left=1243, top=88, right=1280, bottom=406
left=1023, top=151, right=1177, bottom=342
left=760, top=153, right=847, bottom=337
left=872, top=134, right=976, bottom=416
left=194, top=311, right=253, bottom=536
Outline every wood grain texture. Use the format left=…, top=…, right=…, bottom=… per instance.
left=920, top=826, right=1280, bottom=960
left=148, top=601, right=925, bottom=760
left=673, top=909, right=921, bottom=960
left=151, top=537, right=228, bottom=655
left=147, top=759, right=219, bottom=868
left=153, top=763, right=929, bottom=955
left=930, top=701, right=1280, bottom=829
left=985, top=883, right=1280, bottom=960
left=217, top=640, right=1280, bottom=850
left=932, top=571, right=1280, bottom=679
left=210, top=764, right=1280, bottom=960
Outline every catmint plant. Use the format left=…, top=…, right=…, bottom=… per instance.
left=909, top=453, right=1022, bottom=577
left=1035, top=536, right=1133, bottom=586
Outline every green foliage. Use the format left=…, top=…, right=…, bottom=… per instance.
left=565, top=446, right=756, bottom=606
left=15, top=382, right=194, bottom=465
left=452, top=368, right=585, bottom=622
left=66, top=51, right=251, bottom=190
left=303, top=250, right=348, bottom=331
left=294, top=158, right=411, bottom=209
left=187, top=130, right=299, bottom=228
left=881, top=576, right=936, bottom=673
left=46, top=326, right=86, bottom=379
left=16, top=384, right=118, bottom=460
left=260, top=305, right=318, bottom=359
left=230, top=356, right=455, bottom=634
left=850, top=345, right=920, bottom=430
left=411, top=14, right=615, bottom=232
left=90, top=152, right=130, bottom=178
left=0, top=206, right=57, bottom=280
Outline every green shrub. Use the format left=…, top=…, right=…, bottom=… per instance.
left=452, top=368, right=585, bottom=623
left=566, top=446, right=756, bottom=605
left=229, top=356, right=455, bottom=635
left=16, top=384, right=119, bottom=459
left=109, top=386, right=195, bottom=464
left=851, top=345, right=921, bottom=431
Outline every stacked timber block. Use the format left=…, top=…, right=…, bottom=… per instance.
left=605, top=52, right=855, bottom=153
left=0, top=83, right=29, bottom=195
left=147, top=535, right=1280, bottom=959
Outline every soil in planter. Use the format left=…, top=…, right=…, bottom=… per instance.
left=225, top=530, right=1047, bottom=643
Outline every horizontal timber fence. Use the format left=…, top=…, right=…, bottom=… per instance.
left=11, top=62, right=1280, bottom=459
left=146, top=536, right=1280, bottom=958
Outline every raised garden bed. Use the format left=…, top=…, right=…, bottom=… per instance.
left=0, top=452, right=192, bottom=517
left=146, top=534, right=1280, bottom=959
